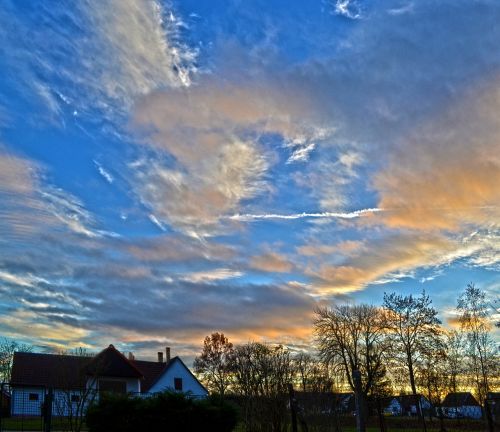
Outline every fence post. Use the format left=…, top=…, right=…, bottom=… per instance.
left=288, top=384, right=298, bottom=432
left=353, top=370, right=366, bottom=432
left=376, top=397, right=386, bottom=432
left=484, top=400, right=494, bottom=432
left=44, top=388, right=53, bottom=432
left=0, top=382, right=4, bottom=432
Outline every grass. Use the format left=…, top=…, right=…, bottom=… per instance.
left=0, top=417, right=87, bottom=431
left=234, top=417, right=490, bottom=432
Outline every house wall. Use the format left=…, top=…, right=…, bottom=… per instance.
left=442, top=406, right=482, bottom=419
left=384, top=399, right=401, bottom=415
left=11, top=387, right=44, bottom=416
left=148, top=358, right=207, bottom=397
left=11, top=387, right=97, bottom=417
left=86, top=376, right=141, bottom=393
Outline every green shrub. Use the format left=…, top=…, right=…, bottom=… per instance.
left=86, top=391, right=238, bottom=432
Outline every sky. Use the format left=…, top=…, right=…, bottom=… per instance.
left=0, top=0, right=499, bottom=360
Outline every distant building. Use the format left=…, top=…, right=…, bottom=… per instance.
left=382, top=394, right=432, bottom=416
left=295, top=391, right=356, bottom=415
left=10, top=344, right=207, bottom=417
left=440, top=392, right=482, bottom=419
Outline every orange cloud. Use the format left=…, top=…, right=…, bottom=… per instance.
left=250, top=252, right=294, bottom=273
left=306, top=232, right=457, bottom=294
left=374, top=80, right=500, bottom=231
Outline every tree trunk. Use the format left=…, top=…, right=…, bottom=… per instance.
left=353, top=370, right=366, bottom=432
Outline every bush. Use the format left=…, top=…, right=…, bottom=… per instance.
left=86, top=391, right=238, bottom=432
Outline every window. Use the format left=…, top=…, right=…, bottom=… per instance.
left=29, top=393, right=39, bottom=401
left=71, top=395, right=80, bottom=403
left=99, top=380, right=127, bottom=394
left=174, top=377, right=183, bottom=391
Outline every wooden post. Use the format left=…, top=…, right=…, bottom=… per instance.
left=484, top=400, right=494, bottom=432
left=43, top=388, right=53, bottom=432
left=376, top=397, right=386, bottom=432
left=288, top=383, right=298, bottom=432
left=0, top=382, right=4, bottom=432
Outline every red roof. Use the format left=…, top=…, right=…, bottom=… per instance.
left=11, top=352, right=91, bottom=389
left=84, top=345, right=143, bottom=379
left=11, top=345, right=172, bottom=392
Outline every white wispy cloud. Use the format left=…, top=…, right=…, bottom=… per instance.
left=149, top=214, right=166, bottom=232
left=227, top=208, right=380, bottom=222
left=334, top=0, right=362, bottom=19
left=0, top=270, right=48, bottom=288
left=179, top=268, right=243, bottom=284
left=93, top=160, right=114, bottom=184
left=1, top=0, right=197, bottom=128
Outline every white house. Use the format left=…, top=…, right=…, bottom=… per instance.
left=440, top=392, right=482, bottom=419
left=10, top=344, right=208, bottom=417
left=382, top=394, right=432, bottom=416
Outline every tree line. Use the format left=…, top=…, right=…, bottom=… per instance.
left=194, top=284, right=499, bottom=429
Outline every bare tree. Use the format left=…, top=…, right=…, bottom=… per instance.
left=231, top=342, right=294, bottom=432
left=314, top=304, right=388, bottom=431
left=293, top=353, right=332, bottom=393
left=457, top=283, right=498, bottom=403
left=443, top=330, right=465, bottom=395
left=383, top=290, right=441, bottom=400
left=0, top=338, right=32, bottom=382
left=52, top=349, right=99, bottom=432
left=415, top=335, right=448, bottom=408
left=194, top=332, right=234, bottom=397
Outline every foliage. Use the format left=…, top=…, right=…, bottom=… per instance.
left=0, top=338, right=32, bottom=382
left=314, top=304, right=389, bottom=397
left=194, top=332, right=234, bottom=397
left=86, top=391, right=238, bottom=432
left=230, top=342, right=293, bottom=432
left=383, top=290, right=441, bottom=398
left=457, top=283, right=498, bottom=403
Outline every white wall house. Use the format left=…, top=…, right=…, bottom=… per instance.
left=10, top=345, right=207, bottom=417
left=441, top=392, right=482, bottom=419
left=148, top=357, right=207, bottom=397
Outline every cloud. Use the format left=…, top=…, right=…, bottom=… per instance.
left=93, top=160, right=114, bottom=183
left=227, top=208, right=379, bottom=222
left=334, top=0, right=362, bottom=19
left=179, top=268, right=243, bottom=284
left=130, top=72, right=337, bottom=233
left=374, top=81, right=500, bottom=232
left=0, top=149, right=112, bottom=241
left=251, top=252, right=293, bottom=273
left=0, top=0, right=196, bottom=126
left=302, top=232, right=461, bottom=294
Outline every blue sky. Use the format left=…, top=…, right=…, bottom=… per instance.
left=0, top=0, right=499, bottom=359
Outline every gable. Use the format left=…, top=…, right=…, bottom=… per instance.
left=148, top=357, right=208, bottom=396
left=85, top=345, right=143, bottom=379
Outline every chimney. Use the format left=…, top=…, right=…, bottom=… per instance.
left=157, top=351, right=164, bottom=363
left=128, top=352, right=135, bottom=361
left=165, top=347, right=171, bottom=363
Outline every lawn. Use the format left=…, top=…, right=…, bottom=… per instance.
left=0, top=417, right=87, bottom=431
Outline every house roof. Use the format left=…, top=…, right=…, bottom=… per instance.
left=398, top=394, right=428, bottom=410
left=442, top=392, right=480, bottom=407
left=85, top=345, right=143, bottom=379
left=10, top=346, right=187, bottom=393
left=11, top=352, right=91, bottom=389
left=131, top=359, right=169, bottom=393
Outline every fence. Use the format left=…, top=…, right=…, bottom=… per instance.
left=286, top=389, right=499, bottom=432
left=1, top=383, right=499, bottom=432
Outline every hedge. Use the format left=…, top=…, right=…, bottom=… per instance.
left=86, top=391, right=238, bottom=432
